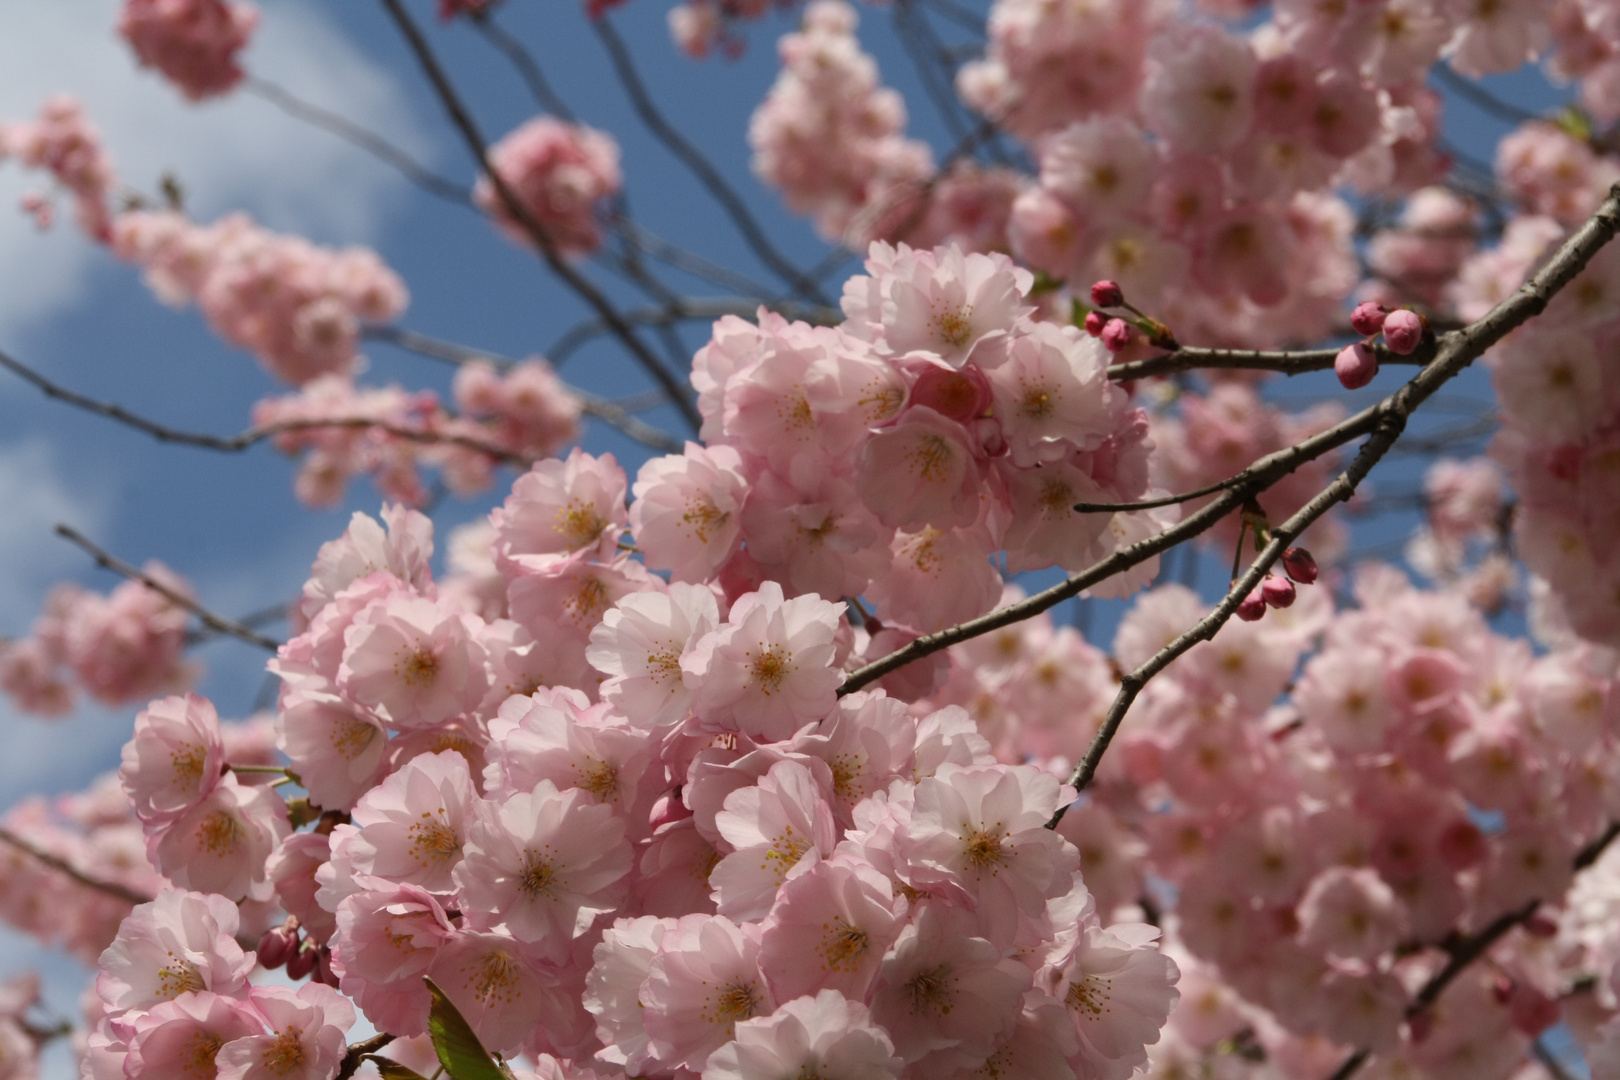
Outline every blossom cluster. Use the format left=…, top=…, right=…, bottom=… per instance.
left=249, top=356, right=582, bottom=508
left=1090, top=569, right=1620, bottom=1075
left=117, top=0, right=259, bottom=101
left=0, top=97, right=118, bottom=241
left=68, top=495, right=1184, bottom=1080
left=476, top=117, right=624, bottom=259
left=111, top=209, right=409, bottom=386
left=0, top=568, right=194, bottom=718
left=748, top=1, right=934, bottom=245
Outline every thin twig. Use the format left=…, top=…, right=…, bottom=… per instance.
left=55, top=524, right=284, bottom=653
left=377, top=0, right=703, bottom=432
left=592, top=15, right=832, bottom=306
left=469, top=16, right=577, bottom=121
left=0, top=826, right=153, bottom=907
left=242, top=77, right=471, bottom=206
left=1106, top=342, right=1427, bottom=382
left=844, top=183, right=1620, bottom=698
left=545, top=297, right=840, bottom=361
left=1433, top=63, right=1541, bottom=125
left=1073, top=474, right=1250, bottom=513
left=1325, top=821, right=1620, bottom=1080
left=607, top=216, right=779, bottom=299
left=0, top=346, right=536, bottom=464
left=359, top=325, right=686, bottom=452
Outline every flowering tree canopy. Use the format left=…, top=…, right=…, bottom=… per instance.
left=4, top=1, right=1620, bottom=1079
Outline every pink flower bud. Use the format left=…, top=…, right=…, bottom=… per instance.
left=285, top=945, right=317, bottom=980
left=1281, top=547, right=1318, bottom=584
left=314, top=947, right=340, bottom=988
left=1101, top=318, right=1133, bottom=353
left=1089, top=279, right=1124, bottom=308
left=1508, top=984, right=1559, bottom=1036
left=1083, top=310, right=1106, bottom=337
left=1349, top=300, right=1387, bottom=336
left=1236, top=590, right=1267, bottom=622
left=1408, top=1009, right=1435, bottom=1044
left=1382, top=309, right=1424, bottom=355
left=1334, top=342, right=1378, bottom=389
left=1437, top=820, right=1486, bottom=869
left=256, top=924, right=299, bottom=970
left=1523, top=913, right=1558, bottom=938
left=1261, top=575, right=1296, bottom=608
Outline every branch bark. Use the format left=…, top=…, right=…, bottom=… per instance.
left=0, top=825, right=153, bottom=907
left=377, top=0, right=703, bottom=432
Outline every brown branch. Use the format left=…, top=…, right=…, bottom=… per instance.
left=1325, top=821, right=1620, bottom=1080
left=360, top=325, right=686, bottom=452
left=0, top=825, right=153, bottom=907
left=1106, top=342, right=1428, bottom=382
left=242, top=77, right=472, bottom=207
left=1072, top=473, right=1250, bottom=513
left=0, top=346, right=539, bottom=465
left=337, top=1033, right=397, bottom=1080
left=844, top=182, right=1620, bottom=699
left=55, top=524, right=284, bottom=653
left=376, top=0, right=703, bottom=433
left=592, top=14, right=833, bottom=306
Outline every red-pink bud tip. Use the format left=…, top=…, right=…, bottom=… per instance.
left=1261, top=575, right=1296, bottom=608
left=1236, top=590, right=1267, bottom=621
left=1281, top=546, right=1318, bottom=585
left=1089, top=279, right=1124, bottom=308
left=1083, top=310, right=1106, bottom=337
left=285, top=945, right=318, bottom=980
left=1381, top=308, right=1424, bottom=355
left=256, top=926, right=298, bottom=970
left=1334, top=342, right=1378, bottom=390
left=1349, top=300, right=1388, bottom=337
left=1100, top=318, right=1133, bottom=353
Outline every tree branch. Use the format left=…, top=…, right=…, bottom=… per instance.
left=1326, top=821, right=1620, bottom=1080
left=0, top=347, right=538, bottom=463
left=844, top=183, right=1620, bottom=699
left=242, top=77, right=472, bottom=206
left=468, top=15, right=578, bottom=121
left=376, top=0, right=703, bottom=432
left=359, top=326, right=686, bottom=451
left=1105, top=342, right=1427, bottom=382
left=0, top=825, right=154, bottom=907
left=544, top=297, right=839, bottom=362
left=55, top=524, right=284, bottom=653
left=592, top=15, right=832, bottom=306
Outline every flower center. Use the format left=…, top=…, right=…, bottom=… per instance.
left=750, top=645, right=792, bottom=693
left=520, top=851, right=558, bottom=899
left=408, top=813, right=460, bottom=867
left=180, top=1030, right=223, bottom=1080
left=196, top=810, right=244, bottom=856
left=905, top=965, right=954, bottom=1016
left=259, top=1028, right=307, bottom=1077
left=398, top=647, right=439, bottom=687
left=712, top=981, right=760, bottom=1023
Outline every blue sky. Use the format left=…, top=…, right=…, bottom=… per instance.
left=0, top=0, right=1577, bottom=1057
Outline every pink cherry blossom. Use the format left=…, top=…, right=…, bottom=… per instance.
left=214, top=983, right=355, bottom=1080
left=147, top=774, right=289, bottom=902
left=119, top=693, right=224, bottom=824
left=475, top=118, right=622, bottom=257
left=118, top=0, right=258, bottom=101
left=96, top=889, right=254, bottom=1013
left=337, top=594, right=490, bottom=730
left=123, top=990, right=261, bottom=1080
left=683, top=582, right=844, bottom=741
left=641, top=914, right=775, bottom=1072
left=705, top=989, right=902, bottom=1080
left=455, top=778, right=633, bottom=956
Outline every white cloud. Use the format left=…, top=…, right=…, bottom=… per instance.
left=0, top=439, right=108, bottom=622
left=0, top=0, right=436, bottom=342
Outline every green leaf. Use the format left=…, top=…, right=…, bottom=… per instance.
left=424, top=977, right=507, bottom=1080
left=363, top=1057, right=431, bottom=1080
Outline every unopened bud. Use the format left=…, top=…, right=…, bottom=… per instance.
left=1349, top=300, right=1387, bottom=337
left=256, top=924, right=299, bottom=970
left=1261, top=575, right=1296, bottom=608
left=1281, top=546, right=1318, bottom=584
left=1083, top=310, right=1106, bottom=337
left=1101, top=318, right=1133, bottom=353
left=1523, top=912, right=1559, bottom=938
left=1089, top=279, right=1124, bottom=308
left=1382, top=308, right=1424, bottom=355
left=1236, top=590, right=1267, bottom=622
left=286, top=944, right=317, bottom=980
left=314, top=947, right=341, bottom=988
left=1334, top=342, right=1378, bottom=390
